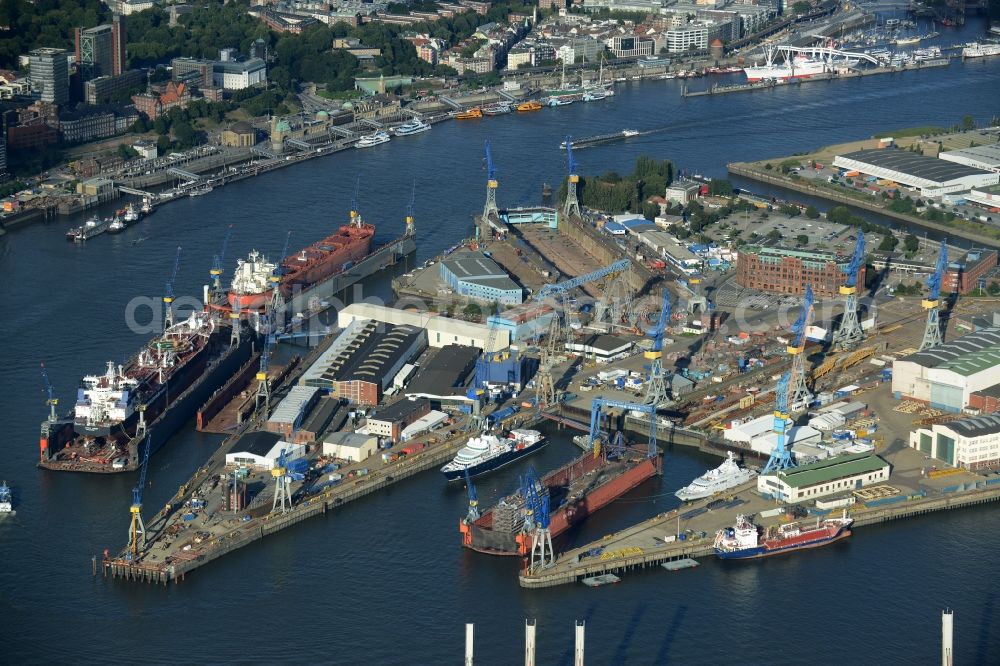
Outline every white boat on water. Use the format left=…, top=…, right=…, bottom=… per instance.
left=441, top=429, right=546, bottom=480
left=356, top=130, right=391, bottom=148
left=0, top=481, right=12, bottom=513
left=188, top=186, right=213, bottom=197
left=393, top=119, right=431, bottom=136
left=963, top=43, right=1000, bottom=58
left=675, top=451, right=756, bottom=502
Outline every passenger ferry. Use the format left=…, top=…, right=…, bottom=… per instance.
left=393, top=119, right=431, bottom=136
left=356, top=130, right=391, bottom=148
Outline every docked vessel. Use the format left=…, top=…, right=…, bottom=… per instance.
left=441, top=429, right=546, bottom=481
left=455, top=107, right=483, bottom=120
left=124, top=203, right=140, bottom=223
left=107, top=214, right=127, bottom=234
left=188, top=186, right=213, bottom=197
left=560, top=129, right=640, bottom=150
left=744, top=51, right=858, bottom=82
left=393, top=119, right=431, bottom=136
left=517, top=100, right=543, bottom=112
left=481, top=102, right=512, bottom=116
left=0, top=481, right=11, bottom=513
left=893, top=35, right=921, bottom=45
left=675, top=451, right=756, bottom=502
left=226, top=212, right=374, bottom=311
left=39, top=314, right=255, bottom=473
left=714, top=513, right=854, bottom=560
left=460, top=448, right=661, bottom=556
left=356, top=130, right=390, bottom=148
left=963, top=42, right=1000, bottom=58
left=140, top=197, right=154, bottom=215
left=66, top=215, right=110, bottom=242
left=546, top=93, right=580, bottom=107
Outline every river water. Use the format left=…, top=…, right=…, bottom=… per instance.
left=2, top=17, right=999, bottom=664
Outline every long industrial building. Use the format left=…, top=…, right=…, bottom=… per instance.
left=301, top=319, right=426, bottom=406
left=736, top=246, right=863, bottom=297
left=909, top=414, right=1000, bottom=470
left=938, top=143, right=1000, bottom=174
left=892, top=327, right=1000, bottom=412
left=832, top=149, right=999, bottom=197
left=337, top=303, right=509, bottom=352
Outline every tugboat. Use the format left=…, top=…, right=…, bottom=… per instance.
left=714, top=512, right=854, bottom=560
left=442, top=430, right=546, bottom=480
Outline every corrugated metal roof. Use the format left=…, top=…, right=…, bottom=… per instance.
left=775, top=453, right=888, bottom=488
left=942, top=413, right=1000, bottom=438
left=270, top=386, right=319, bottom=424
left=840, top=149, right=991, bottom=183
left=903, top=327, right=1000, bottom=370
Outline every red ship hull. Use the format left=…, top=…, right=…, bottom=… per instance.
left=227, top=291, right=272, bottom=311
left=461, top=453, right=661, bottom=556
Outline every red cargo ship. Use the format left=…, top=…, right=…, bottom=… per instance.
left=460, top=448, right=661, bottom=556
left=714, top=513, right=854, bottom=560
left=227, top=213, right=374, bottom=310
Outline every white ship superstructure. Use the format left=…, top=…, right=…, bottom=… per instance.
left=74, top=361, right=142, bottom=429
left=675, top=451, right=756, bottom=501
left=963, top=43, right=1000, bottom=58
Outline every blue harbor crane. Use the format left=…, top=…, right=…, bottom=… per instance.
left=405, top=179, right=416, bottom=237
left=271, top=447, right=293, bottom=514
left=787, top=285, right=815, bottom=412
left=39, top=362, right=58, bottom=422
left=832, top=232, right=866, bottom=351
left=210, top=224, right=234, bottom=293
left=255, top=311, right=276, bottom=416
left=268, top=229, right=292, bottom=316
left=523, top=467, right=553, bottom=572
left=127, top=434, right=152, bottom=560
left=163, top=246, right=182, bottom=330
left=762, top=372, right=794, bottom=474
left=463, top=466, right=480, bottom=522
left=588, top=398, right=659, bottom=461
left=920, top=239, right=949, bottom=351
left=644, top=289, right=673, bottom=406
left=535, top=259, right=631, bottom=300
left=482, top=139, right=499, bottom=222
left=563, top=135, right=581, bottom=218
left=350, top=173, right=362, bottom=225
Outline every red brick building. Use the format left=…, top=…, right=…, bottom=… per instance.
left=944, top=248, right=998, bottom=294
left=736, top=246, right=865, bottom=298
left=131, top=81, right=191, bottom=119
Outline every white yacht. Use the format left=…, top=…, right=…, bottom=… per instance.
left=442, top=430, right=546, bottom=481
left=356, top=130, right=391, bottom=148
left=675, top=451, right=756, bottom=502
left=393, top=119, right=431, bottom=136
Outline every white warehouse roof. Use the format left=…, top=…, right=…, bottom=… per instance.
left=939, top=142, right=1000, bottom=173
left=337, top=303, right=509, bottom=353
left=723, top=414, right=773, bottom=443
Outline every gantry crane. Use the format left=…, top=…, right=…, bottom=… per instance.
left=270, top=447, right=293, bottom=514
left=210, top=224, right=234, bottom=293
left=463, top=466, right=480, bottom=522
left=40, top=362, right=58, bottom=422
left=832, top=232, right=865, bottom=351
left=787, top=285, right=814, bottom=412
left=920, top=239, right=949, bottom=351
left=644, top=289, right=672, bottom=406
left=483, top=139, right=499, bottom=221
left=126, top=434, right=152, bottom=560
left=762, top=372, right=794, bottom=474
left=588, top=398, right=659, bottom=461
left=563, top=135, right=581, bottom=218
left=163, top=246, right=182, bottom=330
